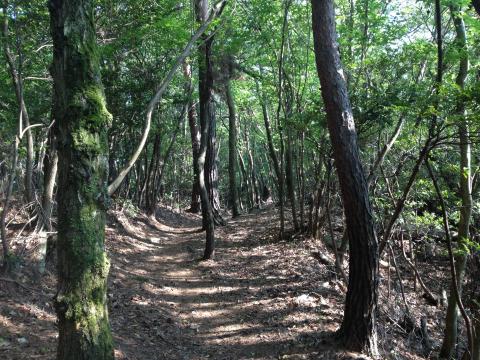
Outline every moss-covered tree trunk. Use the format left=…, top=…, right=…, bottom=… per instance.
left=49, top=1, right=114, bottom=359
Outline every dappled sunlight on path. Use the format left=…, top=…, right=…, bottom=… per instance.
left=108, top=206, right=345, bottom=360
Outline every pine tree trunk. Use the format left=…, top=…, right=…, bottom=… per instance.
left=49, top=1, right=114, bottom=358
left=311, top=0, right=379, bottom=354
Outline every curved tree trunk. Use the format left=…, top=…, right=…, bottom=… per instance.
left=311, top=0, right=379, bottom=354
left=196, top=0, right=216, bottom=259
left=49, top=0, right=114, bottom=358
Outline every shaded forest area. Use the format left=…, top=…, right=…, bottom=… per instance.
left=1, top=0, right=480, bottom=359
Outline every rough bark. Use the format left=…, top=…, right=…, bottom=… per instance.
left=196, top=0, right=216, bottom=259
left=204, top=98, right=223, bottom=224
left=49, top=0, right=114, bottom=358
left=311, top=0, right=378, bottom=354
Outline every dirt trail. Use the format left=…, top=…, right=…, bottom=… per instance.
left=0, top=205, right=449, bottom=360
left=109, top=207, right=342, bottom=360
left=1, top=206, right=387, bottom=360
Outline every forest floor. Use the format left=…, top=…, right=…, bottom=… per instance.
left=0, top=204, right=451, bottom=359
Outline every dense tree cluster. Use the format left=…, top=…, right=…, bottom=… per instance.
left=1, top=0, right=480, bottom=358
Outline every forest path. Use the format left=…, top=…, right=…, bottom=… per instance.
left=109, top=206, right=345, bottom=360
left=0, top=206, right=348, bottom=360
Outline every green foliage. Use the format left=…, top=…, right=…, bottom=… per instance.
left=1, top=0, right=479, bottom=293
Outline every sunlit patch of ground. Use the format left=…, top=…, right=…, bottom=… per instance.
left=1, top=204, right=449, bottom=359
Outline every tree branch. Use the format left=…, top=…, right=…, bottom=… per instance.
left=107, top=0, right=228, bottom=196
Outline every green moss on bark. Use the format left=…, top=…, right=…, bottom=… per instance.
left=70, top=86, right=112, bottom=154
left=50, top=0, right=115, bottom=359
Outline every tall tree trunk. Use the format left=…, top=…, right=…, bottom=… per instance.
left=245, top=131, right=260, bottom=209
left=285, top=128, right=299, bottom=230
left=256, top=79, right=284, bottom=235
left=137, top=148, right=149, bottom=207
left=145, top=135, right=161, bottom=214
left=311, top=0, right=379, bottom=354
left=440, top=4, right=473, bottom=359
left=226, top=78, right=240, bottom=217
left=237, top=148, right=252, bottom=209
left=39, top=133, right=58, bottom=232
left=298, top=131, right=305, bottom=230
left=196, top=0, right=224, bottom=227
left=196, top=0, right=216, bottom=259
left=276, top=1, right=291, bottom=240
left=183, top=61, right=201, bottom=213
left=35, top=132, right=58, bottom=274
left=49, top=0, right=114, bottom=358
